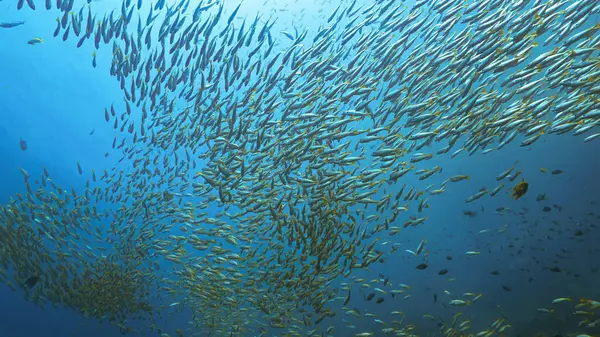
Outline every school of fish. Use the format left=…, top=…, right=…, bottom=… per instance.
left=1, top=0, right=600, bottom=336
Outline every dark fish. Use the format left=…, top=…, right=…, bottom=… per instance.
left=375, top=297, right=384, bottom=304
left=446, top=256, right=453, bottom=260
left=502, top=285, right=511, bottom=291
left=438, top=269, right=448, bottom=275
left=0, top=21, right=25, bottom=28
left=366, top=292, right=375, bottom=301
left=19, top=138, right=27, bottom=151
left=63, top=23, right=70, bottom=41
left=26, top=0, right=36, bottom=10
left=548, top=266, right=562, bottom=273
left=416, top=263, right=428, bottom=270
left=542, top=206, right=552, bottom=212
left=89, top=129, right=95, bottom=135
left=490, top=270, right=500, bottom=275
left=551, top=170, right=563, bottom=175
left=463, top=210, right=477, bottom=217
left=24, top=276, right=40, bottom=289
left=53, top=18, right=61, bottom=37
left=227, top=2, right=242, bottom=26
left=433, top=293, right=437, bottom=304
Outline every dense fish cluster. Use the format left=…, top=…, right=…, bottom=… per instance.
left=2, top=0, right=600, bottom=336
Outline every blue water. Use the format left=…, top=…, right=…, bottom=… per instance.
left=2, top=0, right=600, bottom=336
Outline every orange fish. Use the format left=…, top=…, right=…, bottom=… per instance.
left=510, top=180, right=528, bottom=200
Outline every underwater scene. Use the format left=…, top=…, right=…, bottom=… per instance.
left=1, top=0, right=600, bottom=336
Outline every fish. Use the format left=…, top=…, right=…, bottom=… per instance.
left=1, top=0, right=600, bottom=336
left=24, top=276, right=40, bottom=289
left=0, top=21, right=25, bottom=28
left=19, top=138, right=27, bottom=151
left=510, top=180, right=529, bottom=200
left=552, top=297, right=572, bottom=303
left=27, top=37, right=44, bottom=45
left=449, top=299, right=470, bottom=306
left=416, top=263, right=429, bottom=270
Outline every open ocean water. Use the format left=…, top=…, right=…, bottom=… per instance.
left=1, top=0, right=600, bottom=336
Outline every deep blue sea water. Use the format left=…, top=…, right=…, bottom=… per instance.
left=2, top=0, right=600, bottom=336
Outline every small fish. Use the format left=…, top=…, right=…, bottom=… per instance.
left=449, top=299, right=470, bottom=306
left=438, top=269, right=448, bottom=275
left=552, top=297, right=572, bottom=303
left=551, top=170, right=563, bottom=175
left=496, top=166, right=514, bottom=180
left=463, top=210, right=477, bottom=217
left=416, top=263, right=428, bottom=270
left=27, top=37, right=44, bottom=45
left=0, top=21, right=25, bottom=28
left=19, top=138, right=27, bottom=151
left=448, top=174, right=469, bottom=182
left=24, top=276, right=40, bottom=289
left=415, top=237, right=425, bottom=255
left=343, top=288, right=351, bottom=305
left=510, top=180, right=529, bottom=200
